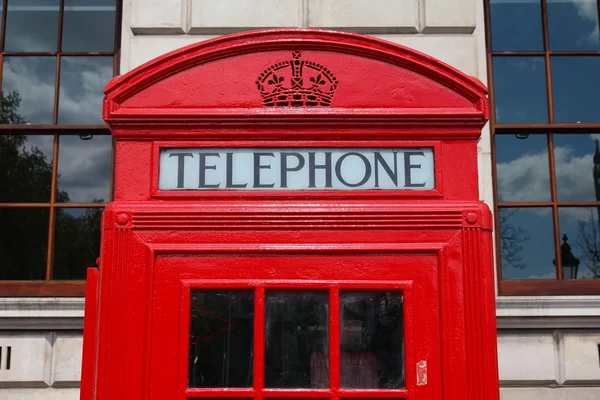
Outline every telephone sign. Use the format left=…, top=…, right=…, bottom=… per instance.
left=159, top=147, right=435, bottom=190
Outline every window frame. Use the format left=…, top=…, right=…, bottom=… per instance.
left=485, top=0, right=600, bottom=295
left=0, top=0, right=122, bottom=296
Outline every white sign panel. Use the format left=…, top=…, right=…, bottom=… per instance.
left=159, top=148, right=434, bottom=190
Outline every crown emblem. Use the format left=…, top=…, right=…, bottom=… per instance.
left=256, top=51, right=338, bottom=107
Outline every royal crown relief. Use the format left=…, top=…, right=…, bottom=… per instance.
left=256, top=51, right=339, bottom=107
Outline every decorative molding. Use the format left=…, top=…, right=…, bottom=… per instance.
left=462, top=227, right=500, bottom=400
left=97, top=228, right=132, bottom=398
left=131, top=209, right=465, bottom=230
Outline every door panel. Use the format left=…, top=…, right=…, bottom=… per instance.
left=150, top=253, right=441, bottom=400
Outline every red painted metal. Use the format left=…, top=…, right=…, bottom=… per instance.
left=80, top=266, right=99, bottom=400
left=82, top=29, right=499, bottom=400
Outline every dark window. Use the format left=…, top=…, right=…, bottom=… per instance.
left=487, top=0, right=600, bottom=294
left=264, top=291, right=329, bottom=388
left=0, top=0, right=120, bottom=296
left=340, top=291, right=404, bottom=389
left=186, top=287, right=407, bottom=394
left=188, top=291, right=254, bottom=388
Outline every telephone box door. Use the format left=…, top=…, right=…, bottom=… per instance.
left=150, top=251, right=442, bottom=400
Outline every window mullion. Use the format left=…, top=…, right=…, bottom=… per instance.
left=329, top=286, right=340, bottom=391
left=254, top=286, right=265, bottom=396
left=45, top=134, right=60, bottom=281
left=547, top=133, right=563, bottom=280
left=0, top=0, right=7, bottom=52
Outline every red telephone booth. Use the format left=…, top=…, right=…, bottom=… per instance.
left=81, top=29, right=499, bottom=400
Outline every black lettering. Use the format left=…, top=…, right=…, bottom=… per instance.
left=374, top=152, right=398, bottom=187
left=404, top=151, right=426, bottom=187
left=198, top=153, right=220, bottom=188
left=253, top=153, right=275, bottom=188
left=280, top=152, right=305, bottom=188
left=335, top=152, right=372, bottom=188
left=226, top=152, right=247, bottom=188
left=168, top=152, right=193, bottom=188
left=308, top=152, right=332, bottom=188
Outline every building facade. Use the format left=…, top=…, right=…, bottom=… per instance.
left=1, top=0, right=599, bottom=399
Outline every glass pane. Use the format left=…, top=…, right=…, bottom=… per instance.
left=499, top=208, right=557, bottom=280
left=265, top=291, right=329, bottom=388
left=188, top=291, right=254, bottom=388
left=548, top=0, right=600, bottom=51
left=62, top=0, right=116, bottom=52
left=2, top=57, right=56, bottom=124
left=558, top=207, right=600, bottom=279
left=0, top=135, right=54, bottom=202
left=52, top=207, right=102, bottom=280
left=553, top=134, right=600, bottom=201
left=56, top=135, right=111, bottom=203
left=552, top=56, right=600, bottom=123
left=58, top=57, right=113, bottom=124
left=0, top=207, right=49, bottom=280
left=495, top=134, right=550, bottom=202
left=490, top=0, right=543, bottom=51
left=493, top=57, right=548, bottom=124
left=340, top=291, right=404, bottom=389
left=5, top=0, right=59, bottom=52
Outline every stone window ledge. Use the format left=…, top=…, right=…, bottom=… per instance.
left=3, top=296, right=600, bottom=330
left=496, top=296, right=600, bottom=329
left=0, top=297, right=84, bottom=330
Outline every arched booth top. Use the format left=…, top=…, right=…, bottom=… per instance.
left=103, top=29, right=489, bottom=201
left=103, top=29, right=488, bottom=139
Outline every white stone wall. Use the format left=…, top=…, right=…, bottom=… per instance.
left=0, top=331, right=82, bottom=399
left=498, top=330, right=600, bottom=399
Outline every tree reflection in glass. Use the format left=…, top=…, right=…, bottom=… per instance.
left=499, top=208, right=557, bottom=279
left=559, top=207, right=600, bottom=279
left=52, top=207, right=103, bottom=280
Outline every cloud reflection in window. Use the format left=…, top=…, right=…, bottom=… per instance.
left=496, top=134, right=551, bottom=202
left=2, top=57, right=56, bottom=124
left=5, top=0, right=59, bottom=52
left=547, top=0, right=600, bottom=51
left=493, top=57, right=548, bottom=124
left=56, top=134, right=111, bottom=203
left=58, top=56, right=113, bottom=124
